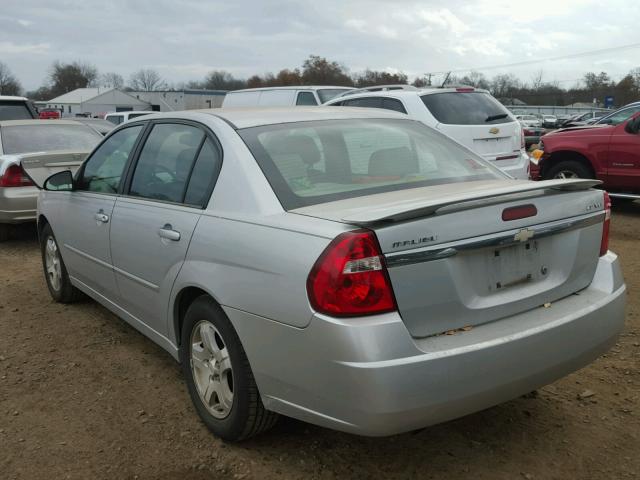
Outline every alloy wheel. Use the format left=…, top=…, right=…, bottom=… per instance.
left=44, top=236, right=62, bottom=292
left=190, top=320, right=234, bottom=419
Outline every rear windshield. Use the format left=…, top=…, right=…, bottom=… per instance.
left=0, top=100, right=34, bottom=121
left=239, top=119, right=504, bottom=209
left=421, top=92, right=512, bottom=125
left=1, top=124, right=101, bottom=155
left=317, top=89, right=353, bottom=103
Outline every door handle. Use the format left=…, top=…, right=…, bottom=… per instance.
left=94, top=210, right=109, bottom=223
left=158, top=224, right=181, bottom=241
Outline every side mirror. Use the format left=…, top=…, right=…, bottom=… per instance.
left=625, top=117, right=640, bottom=134
left=44, top=170, right=74, bottom=191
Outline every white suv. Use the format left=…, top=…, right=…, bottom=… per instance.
left=325, top=87, right=529, bottom=179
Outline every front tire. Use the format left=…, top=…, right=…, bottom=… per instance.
left=40, top=224, right=81, bottom=303
left=545, top=160, right=593, bottom=180
left=180, top=296, right=278, bottom=441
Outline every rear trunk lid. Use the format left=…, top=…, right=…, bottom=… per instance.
left=18, top=150, right=88, bottom=188
left=294, top=179, right=607, bottom=337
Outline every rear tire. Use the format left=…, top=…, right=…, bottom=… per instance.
left=180, top=296, right=278, bottom=441
left=40, top=224, right=82, bottom=303
left=545, top=160, right=593, bottom=180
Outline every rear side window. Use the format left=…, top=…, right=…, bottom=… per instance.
left=343, top=97, right=383, bottom=109
left=0, top=101, right=33, bottom=120
left=421, top=92, right=512, bottom=125
left=382, top=98, right=407, bottom=114
left=183, top=138, right=223, bottom=207
left=1, top=124, right=101, bottom=154
left=296, top=92, right=318, bottom=106
left=129, top=123, right=205, bottom=204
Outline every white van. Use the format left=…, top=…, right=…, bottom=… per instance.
left=325, top=87, right=529, bottom=179
left=104, top=111, right=153, bottom=125
left=222, top=86, right=355, bottom=107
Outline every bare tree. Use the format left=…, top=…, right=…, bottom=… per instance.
left=530, top=69, right=544, bottom=90
left=48, top=61, right=98, bottom=96
left=202, top=70, right=246, bottom=90
left=100, top=72, right=124, bottom=89
left=128, top=69, right=167, bottom=91
left=0, top=62, right=22, bottom=95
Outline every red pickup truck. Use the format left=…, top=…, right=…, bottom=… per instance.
left=530, top=111, right=640, bottom=201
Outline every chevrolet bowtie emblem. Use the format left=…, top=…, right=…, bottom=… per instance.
left=489, top=127, right=500, bottom=134
left=514, top=228, right=534, bottom=243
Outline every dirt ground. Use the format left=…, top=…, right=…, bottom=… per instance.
left=1, top=204, right=639, bottom=480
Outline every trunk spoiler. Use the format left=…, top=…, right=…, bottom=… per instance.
left=19, top=150, right=89, bottom=189
left=340, top=179, right=602, bottom=225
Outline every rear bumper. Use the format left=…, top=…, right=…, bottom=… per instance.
left=0, top=186, right=38, bottom=223
left=228, top=252, right=625, bottom=436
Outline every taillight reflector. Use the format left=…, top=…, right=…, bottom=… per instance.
left=502, top=204, right=538, bottom=221
left=600, top=191, right=611, bottom=256
left=0, top=164, right=34, bottom=187
left=307, top=230, right=397, bottom=317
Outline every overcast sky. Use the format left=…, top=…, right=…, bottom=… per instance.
left=2, top=0, right=639, bottom=91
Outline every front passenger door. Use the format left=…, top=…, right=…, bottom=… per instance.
left=109, top=122, right=223, bottom=338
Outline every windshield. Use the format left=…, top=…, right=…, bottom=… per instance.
left=317, top=89, right=354, bottom=103
left=239, top=118, right=504, bottom=209
left=1, top=124, right=101, bottom=155
left=0, top=101, right=33, bottom=121
left=421, top=92, right=512, bottom=125
left=596, top=105, right=640, bottom=126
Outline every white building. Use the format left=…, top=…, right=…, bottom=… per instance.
left=130, top=89, right=226, bottom=112
left=46, top=88, right=151, bottom=117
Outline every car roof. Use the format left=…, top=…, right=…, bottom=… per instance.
left=0, top=119, right=89, bottom=127
left=325, top=87, right=491, bottom=103
left=137, top=106, right=408, bottom=129
left=105, top=111, right=153, bottom=115
left=226, top=86, right=354, bottom=93
left=0, top=95, right=29, bottom=102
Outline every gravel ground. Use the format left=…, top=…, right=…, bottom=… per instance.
left=1, top=203, right=639, bottom=480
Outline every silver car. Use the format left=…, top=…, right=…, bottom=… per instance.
left=29, top=108, right=626, bottom=441
left=0, top=119, right=102, bottom=240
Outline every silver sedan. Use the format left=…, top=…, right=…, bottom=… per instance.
left=29, top=108, right=626, bottom=441
left=0, top=119, right=101, bottom=240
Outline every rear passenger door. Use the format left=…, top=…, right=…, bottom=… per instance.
left=109, top=121, right=223, bottom=338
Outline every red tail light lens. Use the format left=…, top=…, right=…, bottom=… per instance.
left=307, top=230, right=397, bottom=317
left=600, top=191, right=611, bottom=256
left=0, top=164, right=34, bottom=187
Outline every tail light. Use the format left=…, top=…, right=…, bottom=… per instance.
left=600, top=191, right=611, bottom=256
left=0, top=164, right=34, bottom=187
left=307, top=230, right=397, bottom=317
